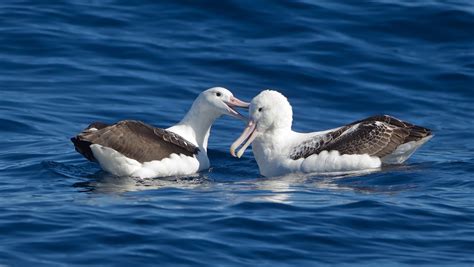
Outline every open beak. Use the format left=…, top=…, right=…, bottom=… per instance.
left=224, top=96, right=250, bottom=121
left=230, top=120, right=258, bottom=158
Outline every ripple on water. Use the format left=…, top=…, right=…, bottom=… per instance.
left=1, top=0, right=474, bottom=265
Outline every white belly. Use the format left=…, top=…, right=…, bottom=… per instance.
left=90, top=144, right=208, bottom=178
left=254, top=147, right=381, bottom=177
left=300, top=150, right=381, bottom=174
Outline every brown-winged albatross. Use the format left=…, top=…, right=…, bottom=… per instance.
left=72, top=87, right=249, bottom=178
left=230, top=90, right=432, bottom=177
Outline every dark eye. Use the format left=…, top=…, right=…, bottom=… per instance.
left=258, top=107, right=263, bottom=112
left=216, top=92, right=222, bottom=97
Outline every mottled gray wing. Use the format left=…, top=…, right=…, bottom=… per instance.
left=290, top=115, right=431, bottom=160
left=71, top=120, right=199, bottom=163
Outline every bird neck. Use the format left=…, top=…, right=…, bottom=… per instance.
left=168, top=99, right=221, bottom=151
left=266, top=125, right=292, bottom=139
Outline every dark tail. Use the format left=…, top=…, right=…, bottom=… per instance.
left=71, top=136, right=96, bottom=162
left=406, top=125, right=432, bottom=143
left=71, top=121, right=110, bottom=162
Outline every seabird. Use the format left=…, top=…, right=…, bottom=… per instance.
left=72, top=87, right=249, bottom=178
left=230, top=90, right=432, bottom=177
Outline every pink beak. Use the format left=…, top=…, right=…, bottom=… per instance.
left=227, top=96, right=250, bottom=108
left=224, top=96, right=250, bottom=120
left=230, top=120, right=258, bottom=158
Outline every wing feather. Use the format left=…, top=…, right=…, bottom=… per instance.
left=290, top=115, right=431, bottom=160
left=71, top=120, right=199, bottom=163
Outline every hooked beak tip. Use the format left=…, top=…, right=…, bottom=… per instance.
left=230, top=147, right=237, bottom=157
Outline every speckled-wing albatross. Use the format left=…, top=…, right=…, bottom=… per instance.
left=230, top=90, right=432, bottom=177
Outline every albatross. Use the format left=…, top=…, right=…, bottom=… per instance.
left=72, top=87, right=249, bottom=178
left=230, top=90, right=432, bottom=177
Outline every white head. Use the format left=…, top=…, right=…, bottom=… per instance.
left=194, top=87, right=250, bottom=120
left=230, top=90, right=293, bottom=158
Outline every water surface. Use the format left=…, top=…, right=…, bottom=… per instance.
left=1, top=1, right=474, bottom=266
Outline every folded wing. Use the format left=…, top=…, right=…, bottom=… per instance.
left=290, top=115, right=431, bottom=160
left=71, top=120, right=199, bottom=163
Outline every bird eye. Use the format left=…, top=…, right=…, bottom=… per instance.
left=216, top=92, right=222, bottom=97
left=258, top=107, right=263, bottom=112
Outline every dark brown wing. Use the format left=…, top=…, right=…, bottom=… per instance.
left=290, top=115, right=432, bottom=160
left=71, top=120, right=199, bottom=163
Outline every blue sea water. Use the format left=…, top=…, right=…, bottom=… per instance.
left=1, top=0, right=474, bottom=265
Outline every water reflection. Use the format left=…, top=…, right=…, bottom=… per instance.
left=44, top=160, right=425, bottom=202
left=72, top=173, right=210, bottom=193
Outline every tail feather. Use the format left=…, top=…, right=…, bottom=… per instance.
left=71, top=136, right=96, bottom=162
left=71, top=121, right=110, bottom=162
left=406, top=125, right=432, bottom=143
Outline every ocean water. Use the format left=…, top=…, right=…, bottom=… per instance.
left=1, top=0, right=473, bottom=265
